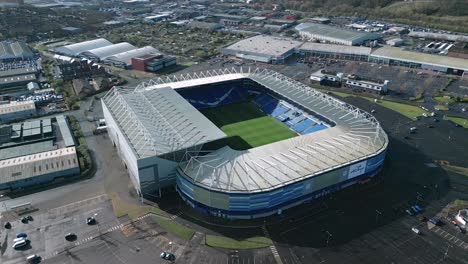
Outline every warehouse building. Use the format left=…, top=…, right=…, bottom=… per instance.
left=295, top=23, right=380, bottom=46
left=131, top=54, right=176, bottom=72
left=104, top=46, right=160, bottom=68
left=369, top=46, right=468, bottom=76
left=0, top=147, right=79, bottom=190
left=299, top=42, right=371, bottom=61
left=0, top=115, right=78, bottom=190
left=222, top=35, right=302, bottom=64
left=80, top=42, right=136, bottom=61
left=0, top=41, right=34, bottom=61
left=0, top=100, right=36, bottom=123
left=54, top=38, right=113, bottom=57
left=408, top=31, right=468, bottom=43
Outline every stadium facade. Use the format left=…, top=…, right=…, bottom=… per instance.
left=102, top=68, right=388, bottom=219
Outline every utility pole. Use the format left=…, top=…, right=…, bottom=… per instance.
left=375, top=209, right=382, bottom=224
left=443, top=242, right=451, bottom=261
left=325, top=230, right=332, bottom=247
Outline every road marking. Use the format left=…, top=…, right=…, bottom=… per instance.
left=170, top=212, right=183, bottom=220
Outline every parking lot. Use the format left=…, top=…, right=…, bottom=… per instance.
left=0, top=196, right=119, bottom=264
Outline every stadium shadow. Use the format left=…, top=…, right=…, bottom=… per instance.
left=202, top=135, right=252, bottom=151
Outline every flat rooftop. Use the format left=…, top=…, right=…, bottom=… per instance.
left=224, top=35, right=303, bottom=57
left=297, top=23, right=379, bottom=42
left=300, top=42, right=371, bottom=56
left=0, top=100, right=35, bottom=115
left=371, top=46, right=468, bottom=71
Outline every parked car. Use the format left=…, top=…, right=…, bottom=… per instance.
left=16, top=233, right=27, bottom=238
left=419, top=216, right=428, bottom=222
left=86, top=217, right=96, bottom=225
left=429, top=218, right=440, bottom=225
left=405, top=209, right=414, bottom=216
left=13, top=239, right=27, bottom=249
left=65, top=233, right=77, bottom=241
left=411, top=227, right=420, bottom=234
left=26, top=254, right=41, bottom=263
left=160, top=251, right=175, bottom=261
left=4, top=222, right=11, bottom=229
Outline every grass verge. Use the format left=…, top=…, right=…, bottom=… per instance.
left=151, top=216, right=195, bottom=240
left=443, top=116, right=468, bottom=128
left=434, top=96, right=455, bottom=104
left=448, top=200, right=468, bottom=211
left=205, top=235, right=273, bottom=249
left=108, top=192, right=168, bottom=220
left=435, top=105, right=449, bottom=111
left=363, top=98, right=429, bottom=119
left=315, top=88, right=353, bottom=98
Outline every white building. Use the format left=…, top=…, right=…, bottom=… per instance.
left=295, top=23, right=380, bottom=46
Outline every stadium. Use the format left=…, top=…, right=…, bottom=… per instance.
left=102, top=68, right=388, bottom=219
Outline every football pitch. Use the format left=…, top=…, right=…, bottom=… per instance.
left=201, top=101, right=297, bottom=150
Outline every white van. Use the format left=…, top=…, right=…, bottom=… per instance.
left=13, top=237, right=25, bottom=243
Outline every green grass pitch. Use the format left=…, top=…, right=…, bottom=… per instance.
left=201, top=101, right=297, bottom=150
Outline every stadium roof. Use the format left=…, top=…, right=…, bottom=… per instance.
left=132, top=68, right=388, bottom=193
left=81, top=42, right=136, bottom=60
left=0, top=100, right=36, bottom=115
left=224, top=35, right=303, bottom=57
left=0, top=41, right=34, bottom=60
left=105, top=46, right=159, bottom=65
left=102, top=86, right=226, bottom=158
left=54, top=38, right=113, bottom=56
left=296, top=23, right=379, bottom=42
left=299, top=42, right=371, bottom=56
left=371, top=46, right=468, bottom=71
left=0, top=147, right=78, bottom=186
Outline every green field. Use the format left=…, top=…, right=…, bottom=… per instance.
left=443, top=116, right=468, bottom=128
left=201, top=101, right=297, bottom=150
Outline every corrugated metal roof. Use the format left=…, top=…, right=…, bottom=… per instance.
left=371, top=46, right=468, bottom=71
left=0, top=41, right=34, bottom=60
left=0, top=100, right=36, bottom=115
left=105, top=46, right=159, bottom=65
left=0, top=147, right=78, bottom=185
left=81, top=42, right=136, bottom=60
left=296, top=23, right=379, bottom=42
left=54, top=38, right=113, bottom=56
left=102, top=86, right=226, bottom=158
left=300, top=42, right=371, bottom=56
left=56, top=115, right=75, bottom=147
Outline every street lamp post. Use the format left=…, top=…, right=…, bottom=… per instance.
left=375, top=209, right=382, bottom=224
left=325, top=231, right=332, bottom=247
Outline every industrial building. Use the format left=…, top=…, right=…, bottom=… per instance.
left=0, top=147, right=79, bottom=190
left=104, top=46, right=160, bottom=68
left=54, top=55, right=106, bottom=80
left=0, top=115, right=78, bottom=190
left=408, top=31, right=468, bottom=43
left=299, top=42, right=371, bottom=61
left=448, top=42, right=468, bottom=59
left=222, top=35, right=302, bottom=64
left=0, top=40, right=34, bottom=61
left=0, top=72, right=37, bottom=95
left=54, top=38, right=113, bottom=57
left=102, top=68, right=387, bottom=219
left=344, top=76, right=389, bottom=94
left=369, top=46, right=468, bottom=75
left=295, top=23, right=380, bottom=46
left=0, top=100, right=36, bottom=123
left=310, top=70, right=343, bottom=87
left=131, top=54, right=176, bottom=72
left=80, top=42, right=137, bottom=61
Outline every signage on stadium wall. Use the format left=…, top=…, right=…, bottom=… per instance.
left=347, top=160, right=367, bottom=179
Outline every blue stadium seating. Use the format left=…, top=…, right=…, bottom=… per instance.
left=178, top=84, right=331, bottom=135
left=271, top=104, right=289, bottom=117
left=286, top=115, right=305, bottom=126
left=292, top=118, right=315, bottom=133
